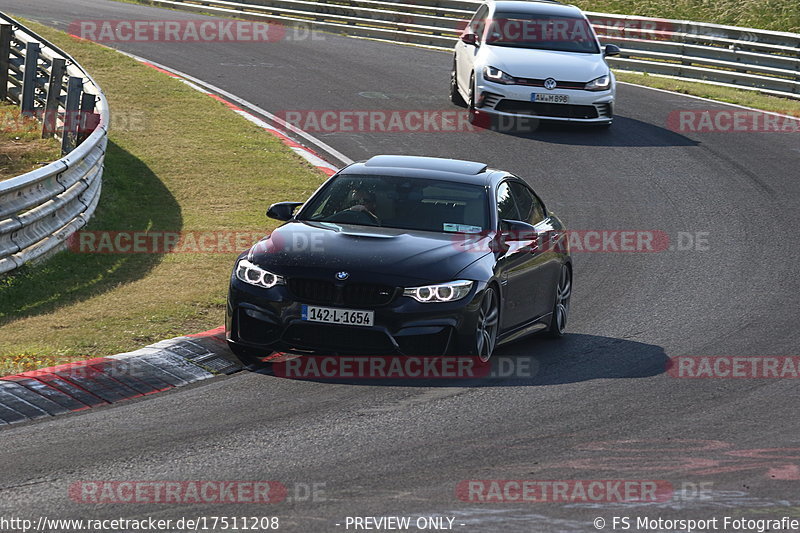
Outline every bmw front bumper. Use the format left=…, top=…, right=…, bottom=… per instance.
left=226, top=277, right=487, bottom=357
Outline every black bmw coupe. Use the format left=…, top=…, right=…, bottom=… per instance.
left=226, top=155, right=571, bottom=363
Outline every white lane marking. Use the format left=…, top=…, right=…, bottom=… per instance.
left=179, top=79, right=207, bottom=93
left=290, top=147, right=338, bottom=172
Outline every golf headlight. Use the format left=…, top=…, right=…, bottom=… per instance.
left=585, top=75, right=611, bottom=91
left=403, top=280, right=474, bottom=303
left=483, top=66, right=515, bottom=85
left=235, top=259, right=284, bottom=289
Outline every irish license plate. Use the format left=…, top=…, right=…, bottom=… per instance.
left=302, top=305, right=374, bottom=327
left=533, top=93, right=569, bottom=104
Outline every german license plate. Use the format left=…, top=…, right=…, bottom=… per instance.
left=302, top=305, right=374, bottom=326
left=533, top=93, right=569, bottom=104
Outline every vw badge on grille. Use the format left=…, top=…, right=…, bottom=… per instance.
left=544, top=78, right=557, bottom=90
left=336, top=271, right=350, bottom=280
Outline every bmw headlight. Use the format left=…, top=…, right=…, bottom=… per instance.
left=585, top=75, right=611, bottom=91
left=235, top=259, right=284, bottom=289
left=403, top=280, right=474, bottom=303
left=483, top=66, right=515, bottom=85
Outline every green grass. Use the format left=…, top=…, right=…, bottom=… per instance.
left=0, top=103, right=61, bottom=182
left=0, top=18, right=326, bottom=375
left=573, top=0, right=800, bottom=33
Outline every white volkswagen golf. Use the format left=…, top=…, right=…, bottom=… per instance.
left=451, top=0, right=619, bottom=126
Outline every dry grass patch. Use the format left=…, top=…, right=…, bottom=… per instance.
left=0, top=103, right=61, bottom=181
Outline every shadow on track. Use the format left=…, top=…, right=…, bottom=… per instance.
left=481, top=115, right=699, bottom=148
left=247, top=333, right=668, bottom=387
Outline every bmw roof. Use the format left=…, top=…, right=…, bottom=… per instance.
left=365, top=155, right=487, bottom=175
left=340, top=155, right=501, bottom=185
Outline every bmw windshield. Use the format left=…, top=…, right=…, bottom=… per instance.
left=486, top=12, right=600, bottom=54
left=297, top=175, right=489, bottom=233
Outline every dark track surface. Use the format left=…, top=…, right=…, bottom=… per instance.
left=1, top=1, right=799, bottom=531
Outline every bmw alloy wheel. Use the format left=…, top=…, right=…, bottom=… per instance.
left=548, top=265, right=571, bottom=337
left=475, top=287, right=499, bottom=362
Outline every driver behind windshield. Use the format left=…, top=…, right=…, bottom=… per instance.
left=347, top=188, right=380, bottom=223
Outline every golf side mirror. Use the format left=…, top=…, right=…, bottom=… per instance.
left=461, top=32, right=479, bottom=46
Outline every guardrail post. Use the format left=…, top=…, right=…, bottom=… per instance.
left=795, top=54, right=800, bottom=92
left=21, top=41, right=40, bottom=116
left=0, top=24, right=11, bottom=101
left=42, top=56, right=66, bottom=138
left=61, top=76, right=82, bottom=154
left=78, top=91, right=98, bottom=144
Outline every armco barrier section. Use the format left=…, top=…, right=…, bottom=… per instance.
left=0, top=13, right=108, bottom=274
left=135, top=0, right=800, bottom=98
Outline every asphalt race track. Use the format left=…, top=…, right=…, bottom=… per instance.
left=1, top=0, right=799, bottom=531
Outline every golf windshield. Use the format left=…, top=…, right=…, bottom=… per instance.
left=298, top=175, right=489, bottom=233
left=486, top=13, right=600, bottom=53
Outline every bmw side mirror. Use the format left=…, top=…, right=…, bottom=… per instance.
left=461, top=32, right=479, bottom=46
left=604, top=44, right=621, bottom=57
left=500, top=219, right=539, bottom=241
left=267, top=201, right=303, bottom=221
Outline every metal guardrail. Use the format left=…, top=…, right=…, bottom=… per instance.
left=138, top=0, right=800, bottom=98
left=0, top=13, right=108, bottom=275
